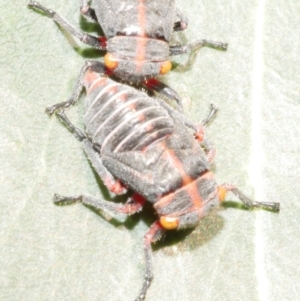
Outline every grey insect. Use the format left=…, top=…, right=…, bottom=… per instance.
left=46, top=61, right=280, bottom=301
left=28, top=0, right=227, bottom=108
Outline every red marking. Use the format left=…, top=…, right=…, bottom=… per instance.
left=107, top=84, right=118, bottom=95
left=138, top=112, right=145, bottom=122
left=98, top=36, right=107, bottom=49
left=128, top=102, right=137, bottom=111
left=118, top=193, right=146, bottom=215
left=132, top=193, right=146, bottom=206
left=194, top=125, right=205, bottom=142
left=161, top=148, right=193, bottom=186
left=185, top=182, right=202, bottom=209
left=85, top=71, right=108, bottom=94
left=146, top=123, right=153, bottom=131
left=155, top=172, right=214, bottom=214
left=155, top=141, right=211, bottom=211
left=137, top=0, right=146, bottom=37
left=104, top=178, right=127, bottom=195
left=118, top=92, right=127, bottom=103
left=143, top=78, right=159, bottom=90
left=104, top=66, right=114, bottom=77
left=193, top=125, right=216, bottom=163
left=85, top=70, right=101, bottom=84
left=144, top=221, right=164, bottom=245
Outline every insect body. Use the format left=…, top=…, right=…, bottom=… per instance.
left=28, top=0, right=227, bottom=100
left=47, top=61, right=280, bottom=301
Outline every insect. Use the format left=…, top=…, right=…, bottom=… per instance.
left=46, top=61, right=280, bottom=301
left=28, top=0, right=227, bottom=109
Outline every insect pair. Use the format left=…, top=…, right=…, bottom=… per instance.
left=28, top=1, right=280, bottom=300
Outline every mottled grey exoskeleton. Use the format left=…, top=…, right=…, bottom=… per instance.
left=28, top=0, right=227, bottom=110
left=46, top=61, right=280, bottom=301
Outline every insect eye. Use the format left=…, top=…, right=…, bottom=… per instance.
left=217, top=186, right=227, bottom=202
left=159, top=61, right=172, bottom=75
left=104, top=53, right=119, bottom=70
left=159, top=216, right=179, bottom=230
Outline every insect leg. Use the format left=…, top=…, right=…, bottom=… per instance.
left=53, top=192, right=146, bottom=215
left=220, top=184, right=280, bottom=212
left=154, top=97, right=214, bottom=135
left=80, top=0, right=98, bottom=22
left=82, top=139, right=128, bottom=195
left=143, top=80, right=218, bottom=138
left=170, top=39, right=228, bottom=56
left=151, top=100, right=217, bottom=162
left=55, top=110, right=86, bottom=141
left=200, top=103, right=218, bottom=126
left=143, top=78, right=184, bottom=112
left=194, top=104, right=218, bottom=162
left=173, top=8, right=188, bottom=31
left=54, top=108, right=128, bottom=195
left=28, top=1, right=106, bottom=50
left=46, top=61, right=105, bottom=115
left=135, top=221, right=165, bottom=301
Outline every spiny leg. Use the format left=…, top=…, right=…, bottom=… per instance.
left=55, top=110, right=86, bottom=141
left=153, top=99, right=217, bottom=162
left=143, top=80, right=218, bottom=137
left=45, top=61, right=105, bottom=115
left=54, top=192, right=145, bottom=215
left=56, top=193, right=163, bottom=301
left=82, top=139, right=128, bottom=195
left=54, top=109, right=127, bottom=195
left=143, top=78, right=184, bottom=112
left=219, top=184, right=280, bottom=211
left=28, top=1, right=106, bottom=50
left=154, top=98, right=215, bottom=135
left=170, top=39, right=228, bottom=56
left=80, top=0, right=98, bottom=22
left=194, top=104, right=218, bottom=162
left=135, top=221, right=165, bottom=301
left=200, top=104, right=218, bottom=126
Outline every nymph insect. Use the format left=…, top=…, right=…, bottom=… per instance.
left=47, top=61, right=280, bottom=301
left=28, top=0, right=227, bottom=109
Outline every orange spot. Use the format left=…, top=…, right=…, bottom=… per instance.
left=146, top=123, right=153, bottom=131
left=160, top=61, right=172, bottom=75
left=105, top=83, right=118, bottom=95
left=119, top=92, right=127, bottom=102
left=160, top=216, right=179, bottom=230
left=104, top=53, right=118, bottom=70
left=136, top=112, right=145, bottom=122
left=218, top=186, right=227, bottom=202
left=128, top=102, right=137, bottom=111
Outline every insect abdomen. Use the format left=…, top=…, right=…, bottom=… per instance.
left=84, top=76, right=174, bottom=153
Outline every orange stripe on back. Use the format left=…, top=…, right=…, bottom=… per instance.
left=136, top=0, right=147, bottom=72
left=157, top=141, right=207, bottom=210
left=161, top=146, right=193, bottom=186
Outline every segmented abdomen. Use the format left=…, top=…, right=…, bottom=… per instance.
left=84, top=76, right=174, bottom=153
